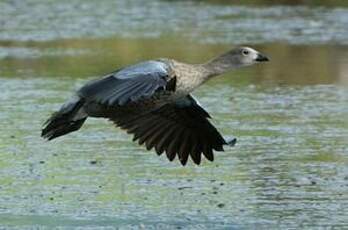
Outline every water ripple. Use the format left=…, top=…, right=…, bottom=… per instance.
left=0, top=0, right=348, bottom=44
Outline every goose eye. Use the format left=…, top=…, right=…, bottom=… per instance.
left=242, top=50, right=249, bottom=56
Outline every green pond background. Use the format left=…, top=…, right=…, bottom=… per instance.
left=0, top=0, right=348, bottom=229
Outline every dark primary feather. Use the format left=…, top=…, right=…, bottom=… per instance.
left=41, top=97, right=86, bottom=140
left=108, top=95, right=227, bottom=165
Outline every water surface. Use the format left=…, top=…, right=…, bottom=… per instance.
left=0, top=0, right=348, bottom=229
left=1, top=0, right=348, bottom=44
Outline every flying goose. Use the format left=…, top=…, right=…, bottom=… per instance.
left=42, top=47, right=269, bottom=165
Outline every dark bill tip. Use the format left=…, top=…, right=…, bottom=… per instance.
left=256, top=53, right=269, bottom=62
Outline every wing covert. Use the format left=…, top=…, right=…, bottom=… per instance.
left=78, top=61, right=172, bottom=106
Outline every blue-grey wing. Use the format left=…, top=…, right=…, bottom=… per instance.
left=78, top=61, right=173, bottom=106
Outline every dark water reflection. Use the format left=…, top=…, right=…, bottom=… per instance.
left=1, top=38, right=348, bottom=86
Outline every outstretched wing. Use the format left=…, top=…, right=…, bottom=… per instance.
left=110, top=95, right=229, bottom=165
left=78, top=61, right=174, bottom=106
